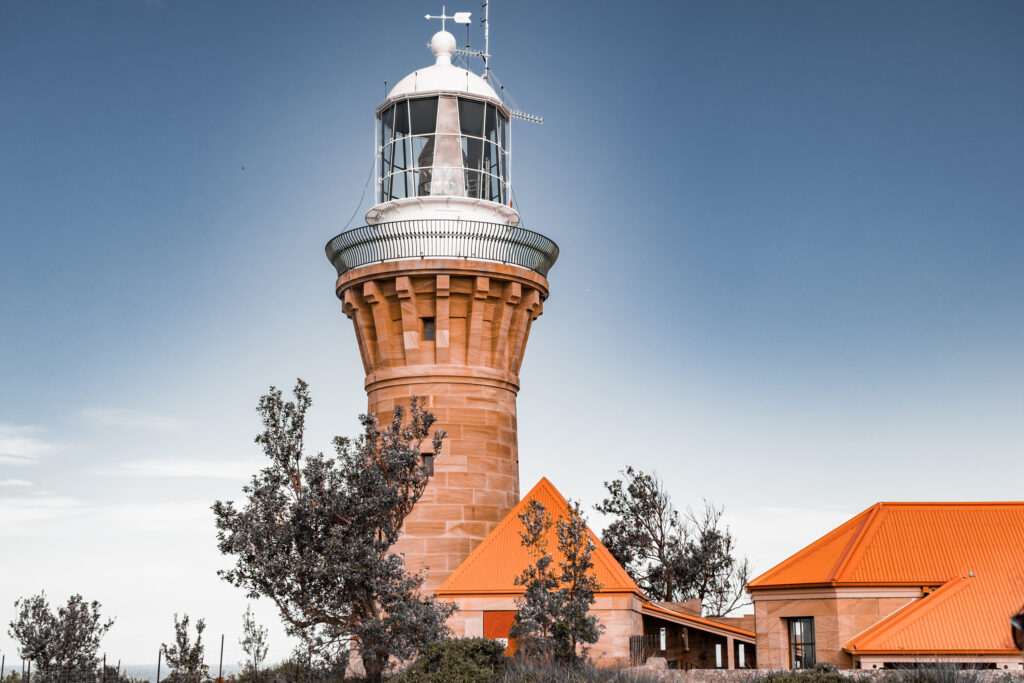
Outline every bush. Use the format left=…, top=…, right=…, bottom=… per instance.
left=393, top=638, right=507, bottom=683
left=500, top=657, right=666, bottom=683
left=760, top=664, right=853, bottom=683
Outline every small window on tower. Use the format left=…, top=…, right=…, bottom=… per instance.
left=421, top=453, right=435, bottom=477
left=422, top=317, right=436, bottom=341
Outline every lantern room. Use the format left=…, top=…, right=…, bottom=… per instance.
left=366, top=30, right=518, bottom=226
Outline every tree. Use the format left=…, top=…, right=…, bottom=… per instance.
left=594, top=467, right=685, bottom=601
left=596, top=468, right=751, bottom=616
left=212, top=380, right=455, bottom=682
left=239, top=606, right=268, bottom=681
left=161, top=613, right=208, bottom=683
left=510, top=499, right=602, bottom=663
left=7, top=592, right=114, bottom=676
left=681, top=502, right=752, bottom=617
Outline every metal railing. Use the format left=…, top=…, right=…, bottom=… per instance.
left=324, top=219, right=559, bottom=277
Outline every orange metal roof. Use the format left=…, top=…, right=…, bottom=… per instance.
left=642, top=602, right=756, bottom=641
left=749, top=502, right=1024, bottom=655
left=437, top=477, right=644, bottom=597
left=749, top=502, right=1024, bottom=588
left=845, top=574, right=1023, bottom=655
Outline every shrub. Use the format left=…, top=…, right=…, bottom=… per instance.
left=761, top=664, right=852, bottom=683
left=500, top=657, right=667, bottom=683
left=393, top=638, right=506, bottom=683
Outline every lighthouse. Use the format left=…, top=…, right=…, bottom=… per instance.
left=325, top=27, right=558, bottom=591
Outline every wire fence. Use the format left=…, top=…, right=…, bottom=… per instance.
left=0, top=669, right=344, bottom=683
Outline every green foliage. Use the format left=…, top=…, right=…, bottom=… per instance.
left=212, top=380, right=455, bottom=682
left=161, top=613, right=210, bottom=683
left=511, top=499, right=602, bottom=663
left=596, top=468, right=750, bottom=615
left=393, top=638, right=507, bottom=683
left=6, top=591, right=114, bottom=676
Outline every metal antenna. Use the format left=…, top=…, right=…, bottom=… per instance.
left=481, top=1, right=490, bottom=81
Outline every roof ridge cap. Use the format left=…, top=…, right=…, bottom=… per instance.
left=830, top=502, right=884, bottom=581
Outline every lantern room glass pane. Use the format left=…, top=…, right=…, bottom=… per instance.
left=459, top=99, right=485, bottom=137
left=412, top=135, right=434, bottom=170
left=485, top=104, right=498, bottom=144
left=393, top=101, right=410, bottom=137
left=381, top=105, right=394, bottom=148
left=409, top=97, right=438, bottom=136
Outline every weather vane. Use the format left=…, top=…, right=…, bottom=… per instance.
left=425, top=5, right=471, bottom=32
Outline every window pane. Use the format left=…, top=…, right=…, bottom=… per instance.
left=464, top=170, right=484, bottom=199
left=462, top=136, right=484, bottom=171
left=489, top=173, right=501, bottom=203
left=413, top=135, right=434, bottom=169
left=381, top=105, right=394, bottom=148
left=394, top=100, right=410, bottom=137
left=409, top=97, right=438, bottom=136
left=459, top=98, right=484, bottom=137
left=485, top=104, right=498, bottom=144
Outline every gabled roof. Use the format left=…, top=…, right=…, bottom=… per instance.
left=844, top=574, right=1022, bottom=655
left=748, top=502, right=1024, bottom=589
left=642, top=602, right=756, bottom=642
left=437, top=477, right=644, bottom=597
left=749, top=502, right=1024, bottom=656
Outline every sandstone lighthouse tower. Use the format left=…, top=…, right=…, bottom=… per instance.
left=325, top=24, right=558, bottom=592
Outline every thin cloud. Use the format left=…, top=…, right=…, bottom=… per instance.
left=0, top=423, right=53, bottom=465
left=103, top=458, right=261, bottom=479
left=0, top=479, right=34, bottom=487
left=0, top=492, right=86, bottom=536
left=80, top=408, right=185, bottom=431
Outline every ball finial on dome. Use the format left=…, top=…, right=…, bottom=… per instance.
left=430, top=30, right=457, bottom=65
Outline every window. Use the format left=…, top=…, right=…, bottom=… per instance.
left=715, top=643, right=723, bottom=668
left=659, top=627, right=666, bottom=652
left=788, top=617, right=816, bottom=669
left=737, top=643, right=746, bottom=668
left=421, top=453, right=434, bottom=477
left=422, top=317, right=435, bottom=341
left=378, top=95, right=509, bottom=204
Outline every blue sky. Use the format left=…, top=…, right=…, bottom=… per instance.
left=2, top=0, right=1022, bottom=667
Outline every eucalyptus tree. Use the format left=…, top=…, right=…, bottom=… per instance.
left=596, top=467, right=751, bottom=616
left=212, top=380, right=454, bottom=681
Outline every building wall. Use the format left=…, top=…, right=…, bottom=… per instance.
left=441, top=593, right=645, bottom=666
left=752, top=588, right=920, bottom=669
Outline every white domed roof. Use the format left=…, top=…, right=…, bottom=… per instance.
left=385, top=30, right=502, bottom=103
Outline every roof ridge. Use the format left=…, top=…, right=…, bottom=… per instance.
left=874, top=501, right=1024, bottom=507
left=830, top=502, right=884, bottom=581
left=748, top=504, right=874, bottom=588
left=437, top=477, right=643, bottom=597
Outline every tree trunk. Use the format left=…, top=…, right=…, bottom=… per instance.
left=362, top=655, right=384, bottom=682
